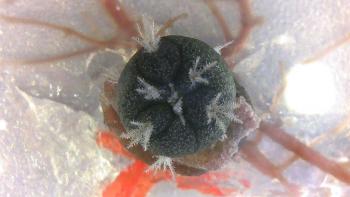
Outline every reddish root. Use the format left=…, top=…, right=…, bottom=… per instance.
left=278, top=111, right=350, bottom=170
left=220, top=0, right=263, bottom=68
left=156, top=13, right=188, bottom=37
left=99, top=0, right=139, bottom=38
left=102, top=82, right=126, bottom=134
left=259, top=122, right=350, bottom=184
left=302, top=32, right=350, bottom=64
left=240, top=140, right=297, bottom=191
left=251, top=131, right=264, bottom=146
left=204, top=0, right=234, bottom=41
left=0, top=39, right=134, bottom=66
left=1, top=0, right=140, bottom=67
left=266, top=30, right=350, bottom=175
left=269, top=30, right=350, bottom=113
left=311, top=111, right=350, bottom=145
left=1, top=46, right=99, bottom=66
left=0, top=14, right=107, bottom=46
left=0, top=10, right=136, bottom=66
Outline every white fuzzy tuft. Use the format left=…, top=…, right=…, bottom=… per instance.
left=146, top=156, right=175, bottom=180
left=136, top=77, right=162, bottom=100
left=219, top=133, right=228, bottom=141
left=167, top=83, right=178, bottom=104
left=173, top=98, right=185, bottom=125
left=214, top=40, right=234, bottom=54
left=167, top=83, right=185, bottom=125
left=120, top=121, right=153, bottom=151
left=189, top=56, right=217, bottom=87
left=206, top=93, right=243, bottom=136
left=133, top=16, right=161, bottom=53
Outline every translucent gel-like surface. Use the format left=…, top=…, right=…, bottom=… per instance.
left=0, top=0, right=350, bottom=196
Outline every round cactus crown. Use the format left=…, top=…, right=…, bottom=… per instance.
left=116, top=35, right=237, bottom=158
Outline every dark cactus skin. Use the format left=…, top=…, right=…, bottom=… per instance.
left=116, top=35, right=236, bottom=158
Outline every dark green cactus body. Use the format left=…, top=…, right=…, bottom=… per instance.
left=116, top=35, right=236, bottom=157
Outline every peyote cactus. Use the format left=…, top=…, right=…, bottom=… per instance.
left=116, top=35, right=239, bottom=161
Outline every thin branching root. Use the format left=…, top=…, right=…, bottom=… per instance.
left=156, top=13, right=188, bottom=37
left=147, top=155, right=176, bottom=179
left=120, top=121, right=154, bottom=151
left=204, top=0, right=263, bottom=70
left=0, top=14, right=106, bottom=46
